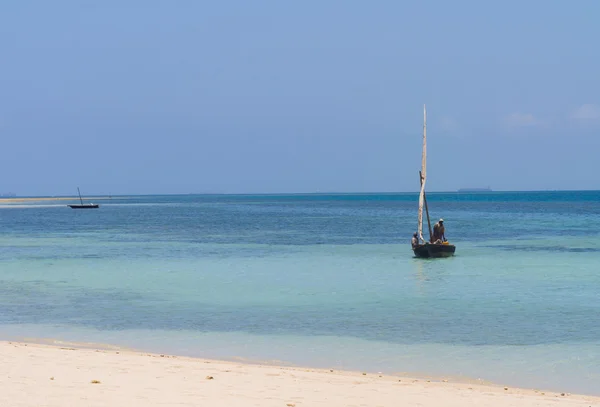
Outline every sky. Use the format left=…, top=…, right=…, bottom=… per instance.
left=1, top=0, right=599, bottom=195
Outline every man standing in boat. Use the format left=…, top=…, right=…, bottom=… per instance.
left=432, top=219, right=446, bottom=243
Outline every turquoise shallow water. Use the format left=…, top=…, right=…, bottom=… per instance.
left=1, top=192, right=600, bottom=394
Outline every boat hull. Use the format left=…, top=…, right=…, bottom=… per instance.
left=68, top=204, right=99, bottom=209
left=413, top=243, right=456, bottom=258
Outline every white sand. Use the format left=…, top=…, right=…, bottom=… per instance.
left=1, top=341, right=598, bottom=407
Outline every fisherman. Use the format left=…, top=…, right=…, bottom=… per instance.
left=411, top=232, right=419, bottom=249
left=432, top=219, right=446, bottom=244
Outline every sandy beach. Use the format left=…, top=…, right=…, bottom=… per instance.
left=1, top=341, right=598, bottom=407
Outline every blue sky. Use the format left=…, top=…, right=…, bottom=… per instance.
left=1, top=1, right=599, bottom=195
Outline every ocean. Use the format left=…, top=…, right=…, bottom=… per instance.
left=1, top=192, right=599, bottom=395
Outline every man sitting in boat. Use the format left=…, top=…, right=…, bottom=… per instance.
left=432, top=219, right=446, bottom=244
left=411, top=232, right=419, bottom=249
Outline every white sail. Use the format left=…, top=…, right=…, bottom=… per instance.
left=417, top=104, right=427, bottom=242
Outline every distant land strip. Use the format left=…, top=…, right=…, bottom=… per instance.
left=0, top=197, right=117, bottom=203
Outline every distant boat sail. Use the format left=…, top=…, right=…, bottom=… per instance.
left=412, top=105, right=456, bottom=258
left=68, top=187, right=99, bottom=209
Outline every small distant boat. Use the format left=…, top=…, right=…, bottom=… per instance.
left=412, top=105, right=455, bottom=258
left=68, top=187, right=99, bottom=209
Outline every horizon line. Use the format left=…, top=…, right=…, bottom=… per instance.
left=6, top=189, right=600, bottom=198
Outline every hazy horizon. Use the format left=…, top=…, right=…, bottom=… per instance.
left=5, top=188, right=600, bottom=199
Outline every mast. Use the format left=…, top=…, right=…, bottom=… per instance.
left=77, top=187, right=84, bottom=205
left=417, top=104, right=431, bottom=243
left=424, top=184, right=433, bottom=243
left=423, top=105, right=433, bottom=242
left=422, top=104, right=427, bottom=182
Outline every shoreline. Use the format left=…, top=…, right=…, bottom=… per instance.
left=2, top=339, right=599, bottom=406
left=10, top=336, right=493, bottom=387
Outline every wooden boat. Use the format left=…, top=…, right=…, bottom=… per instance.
left=412, top=105, right=456, bottom=258
left=413, top=241, right=456, bottom=258
left=68, top=187, right=99, bottom=209
left=69, top=203, right=99, bottom=209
